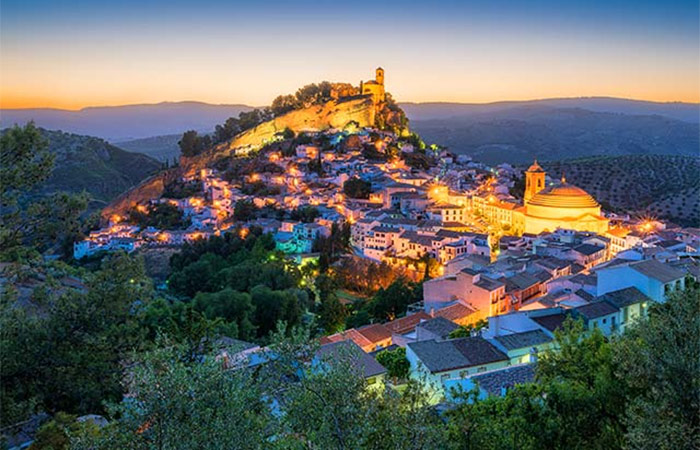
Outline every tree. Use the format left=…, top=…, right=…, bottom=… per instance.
left=233, top=199, right=258, bottom=221
left=129, top=202, right=189, bottom=229
left=250, top=285, right=302, bottom=338
left=369, top=278, right=421, bottom=321
left=73, top=343, right=273, bottom=450
left=375, top=347, right=410, bottom=383
left=343, top=177, right=372, bottom=199
left=448, top=319, right=488, bottom=339
left=0, top=122, right=88, bottom=257
left=0, top=252, right=153, bottom=426
left=29, top=412, right=101, bottom=450
left=614, top=286, right=700, bottom=450
left=178, top=130, right=200, bottom=157
left=193, top=288, right=256, bottom=341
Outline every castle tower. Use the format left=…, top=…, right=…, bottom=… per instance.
left=376, top=67, right=384, bottom=85
left=360, top=67, right=386, bottom=104
left=524, top=160, right=546, bottom=203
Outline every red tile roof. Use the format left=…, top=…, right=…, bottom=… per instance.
left=357, top=324, right=392, bottom=343
left=385, top=311, right=432, bottom=335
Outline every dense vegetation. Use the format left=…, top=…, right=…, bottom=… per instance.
left=544, top=155, right=700, bottom=226
left=128, top=202, right=191, bottom=229
left=0, top=123, right=89, bottom=258
left=166, top=231, right=308, bottom=340
left=11, top=287, right=696, bottom=450
left=343, top=177, right=372, bottom=199
left=0, top=126, right=160, bottom=209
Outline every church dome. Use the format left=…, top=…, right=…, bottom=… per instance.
left=527, top=182, right=599, bottom=209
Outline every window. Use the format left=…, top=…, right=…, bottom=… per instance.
left=602, top=318, right=607, bottom=324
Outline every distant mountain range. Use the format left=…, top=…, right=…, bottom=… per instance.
left=400, top=97, right=700, bottom=122
left=0, top=101, right=253, bottom=142
left=2, top=97, right=698, bottom=164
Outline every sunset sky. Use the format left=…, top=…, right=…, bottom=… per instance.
left=1, top=0, right=698, bottom=110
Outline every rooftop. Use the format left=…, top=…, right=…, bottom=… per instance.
left=407, top=337, right=508, bottom=373
left=531, top=313, right=569, bottom=332
left=385, top=311, right=432, bottom=335
left=600, top=286, right=654, bottom=308
left=317, top=341, right=387, bottom=378
left=573, top=300, right=619, bottom=320
left=493, top=330, right=552, bottom=351
left=468, top=363, right=536, bottom=396
left=416, top=317, right=460, bottom=339
left=629, top=259, right=685, bottom=283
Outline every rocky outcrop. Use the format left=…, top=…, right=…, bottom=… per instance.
left=182, top=95, right=376, bottom=176
left=102, top=96, right=376, bottom=220
left=101, top=170, right=179, bottom=220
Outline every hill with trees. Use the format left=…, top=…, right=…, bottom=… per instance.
left=410, top=105, right=698, bottom=165
left=28, top=128, right=162, bottom=208
left=542, top=155, right=700, bottom=226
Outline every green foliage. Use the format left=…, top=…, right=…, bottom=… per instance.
left=343, top=177, right=372, bottom=199
left=233, top=198, right=258, bottom=221
left=73, top=342, right=273, bottom=450
left=290, top=205, right=320, bottom=223
left=29, top=412, right=100, bottom=450
left=282, top=127, right=295, bottom=139
left=178, top=130, right=211, bottom=157
left=0, top=252, right=153, bottom=426
left=161, top=179, right=202, bottom=199
left=129, top=202, right=189, bottom=229
left=314, top=223, right=351, bottom=266
left=368, top=278, right=422, bottom=321
left=250, top=285, right=303, bottom=338
left=240, top=180, right=281, bottom=196
left=316, top=273, right=347, bottom=334
left=613, top=286, right=700, bottom=449
left=165, top=232, right=304, bottom=341
left=0, top=122, right=88, bottom=257
left=448, top=319, right=488, bottom=339
left=375, top=347, right=410, bottom=382
left=194, top=288, right=256, bottom=340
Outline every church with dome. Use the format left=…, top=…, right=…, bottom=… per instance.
left=472, top=160, right=609, bottom=236
left=520, top=161, right=609, bottom=234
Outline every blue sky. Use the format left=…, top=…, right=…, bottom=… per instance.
left=1, top=0, right=698, bottom=108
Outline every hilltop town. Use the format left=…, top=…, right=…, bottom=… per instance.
left=3, top=68, right=698, bottom=449
left=69, top=68, right=700, bottom=400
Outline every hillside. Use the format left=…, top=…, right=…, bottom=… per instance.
left=102, top=95, right=377, bottom=218
left=31, top=129, right=162, bottom=207
left=542, top=155, right=700, bottom=226
left=410, top=106, right=699, bottom=165
left=0, top=102, right=254, bottom=141
left=117, top=134, right=182, bottom=162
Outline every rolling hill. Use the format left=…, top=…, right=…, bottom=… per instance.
left=541, top=155, right=700, bottom=226
left=116, top=134, right=182, bottom=162
left=28, top=129, right=162, bottom=207
left=409, top=105, right=699, bottom=165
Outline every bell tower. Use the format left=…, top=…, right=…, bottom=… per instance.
left=376, top=67, right=384, bottom=86
left=524, top=160, right=546, bottom=203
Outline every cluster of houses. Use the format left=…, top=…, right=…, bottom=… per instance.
left=72, top=124, right=700, bottom=403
